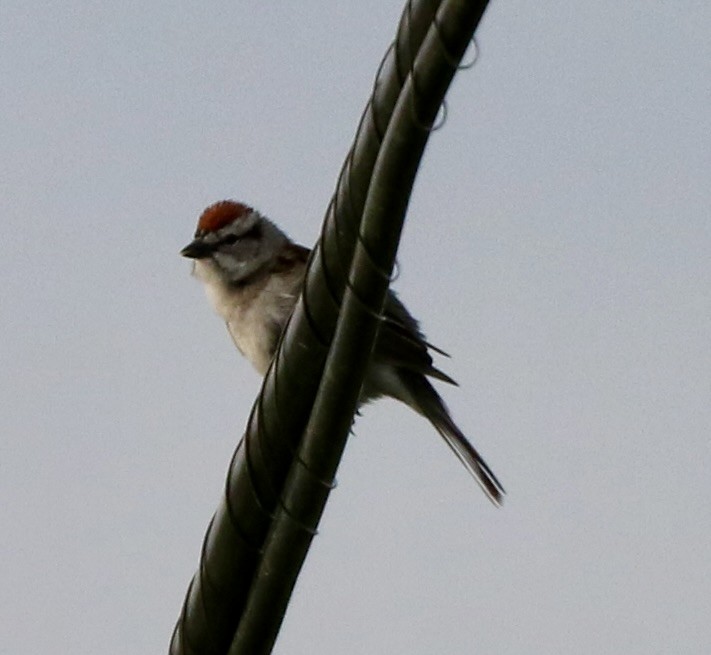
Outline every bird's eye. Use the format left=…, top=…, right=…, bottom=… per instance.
left=220, top=233, right=239, bottom=245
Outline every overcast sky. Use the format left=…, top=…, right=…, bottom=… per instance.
left=1, top=2, right=709, bottom=654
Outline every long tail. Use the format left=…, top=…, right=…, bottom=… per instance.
left=399, top=372, right=505, bottom=505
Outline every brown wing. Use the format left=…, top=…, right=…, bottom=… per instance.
left=272, top=242, right=311, bottom=273
left=373, top=292, right=457, bottom=385
left=281, top=245, right=452, bottom=384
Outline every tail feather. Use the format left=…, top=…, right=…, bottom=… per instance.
left=433, top=413, right=505, bottom=506
left=399, top=372, right=505, bottom=505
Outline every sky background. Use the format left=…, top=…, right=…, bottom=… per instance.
left=1, top=2, right=710, bottom=653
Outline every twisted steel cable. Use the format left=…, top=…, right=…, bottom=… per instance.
left=170, top=1, right=490, bottom=653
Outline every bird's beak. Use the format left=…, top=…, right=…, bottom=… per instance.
left=180, top=239, right=213, bottom=259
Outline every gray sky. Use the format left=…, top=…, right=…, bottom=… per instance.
left=2, top=2, right=709, bottom=653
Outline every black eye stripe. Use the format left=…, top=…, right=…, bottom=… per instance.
left=218, top=224, right=261, bottom=245
left=241, top=223, right=262, bottom=240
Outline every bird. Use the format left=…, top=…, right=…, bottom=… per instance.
left=181, top=200, right=504, bottom=504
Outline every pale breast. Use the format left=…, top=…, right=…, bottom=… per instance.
left=193, top=260, right=300, bottom=375
left=225, top=299, right=277, bottom=375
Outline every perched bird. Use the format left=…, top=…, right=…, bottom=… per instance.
left=181, top=200, right=504, bottom=504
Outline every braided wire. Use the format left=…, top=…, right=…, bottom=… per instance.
left=168, top=1, right=492, bottom=652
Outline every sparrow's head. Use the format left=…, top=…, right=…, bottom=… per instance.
left=181, top=200, right=288, bottom=284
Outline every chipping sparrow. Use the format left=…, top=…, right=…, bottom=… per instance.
left=181, top=200, right=504, bottom=504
